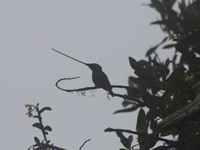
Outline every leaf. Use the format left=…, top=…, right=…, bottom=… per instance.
left=39, top=107, right=52, bottom=113
left=122, top=100, right=135, bottom=108
left=151, top=0, right=164, bottom=10
left=154, top=78, right=173, bottom=91
left=147, top=133, right=159, bottom=148
left=116, top=131, right=131, bottom=149
left=113, top=106, right=138, bottom=114
left=33, top=115, right=39, bottom=119
left=34, top=146, right=42, bottom=150
left=128, top=76, right=141, bottom=85
left=138, top=134, right=146, bottom=149
left=136, top=108, right=146, bottom=133
left=172, top=54, right=177, bottom=69
left=166, top=67, right=179, bottom=84
left=145, top=37, right=167, bottom=57
left=146, top=45, right=159, bottom=57
left=129, top=57, right=137, bottom=70
left=152, top=146, right=166, bottom=150
left=45, top=125, right=52, bottom=132
left=32, top=123, right=43, bottom=130
left=151, top=20, right=168, bottom=25
left=129, top=57, right=143, bottom=76
left=164, top=59, right=171, bottom=69
left=128, top=135, right=133, bottom=144
left=47, top=140, right=51, bottom=144
left=152, top=60, right=163, bottom=70
left=163, top=0, right=176, bottom=8
left=34, top=136, right=40, bottom=144
left=160, top=129, right=176, bottom=137
left=140, top=82, right=151, bottom=103
left=170, top=75, right=185, bottom=89
left=163, top=44, right=176, bottom=49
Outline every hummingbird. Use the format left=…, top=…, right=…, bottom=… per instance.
left=52, top=48, right=114, bottom=97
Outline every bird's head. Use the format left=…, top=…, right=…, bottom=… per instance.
left=87, top=63, right=102, bottom=72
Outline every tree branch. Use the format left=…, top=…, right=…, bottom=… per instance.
left=55, top=77, right=145, bottom=105
left=104, top=127, right=173, bottom=143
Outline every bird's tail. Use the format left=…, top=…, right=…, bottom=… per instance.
left=109, top=90, right=114, bottom=97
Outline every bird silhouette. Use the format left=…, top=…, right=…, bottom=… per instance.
left=52, top=48, right=114, bottom=96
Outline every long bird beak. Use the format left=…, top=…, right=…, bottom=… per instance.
left=51, top=48, right=87, bottom=65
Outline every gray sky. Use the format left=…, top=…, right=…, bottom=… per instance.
left=1, top=1, right=169, bottom=149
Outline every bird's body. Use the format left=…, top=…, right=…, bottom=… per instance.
left=52, top=48, right=114, bottom=96
left=88, top=63, right=113, bottom=96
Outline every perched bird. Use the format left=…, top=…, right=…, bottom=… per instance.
left=52, top=48, right=114, bottom=96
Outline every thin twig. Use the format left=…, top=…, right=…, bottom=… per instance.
left=79, top=139, right=91, bottom=150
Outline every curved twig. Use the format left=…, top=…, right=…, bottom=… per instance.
left=55, top=77, right=145, bottom=105
left=79, top=139, right=91, bottom=150
left=55, top=77, right=100, bottom=92
left=55, top=77, right=141, bottom=92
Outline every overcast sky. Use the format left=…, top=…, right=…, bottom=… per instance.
left=1, top=1, right=172, bottom=150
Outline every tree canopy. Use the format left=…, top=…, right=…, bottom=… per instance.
left=116, top=0, right=200, bottom=149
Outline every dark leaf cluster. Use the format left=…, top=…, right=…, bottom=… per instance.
left=113, top=0, right=200, bottom=150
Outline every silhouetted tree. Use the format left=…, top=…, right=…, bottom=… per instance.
left=107, top=0, right=200, bottom=149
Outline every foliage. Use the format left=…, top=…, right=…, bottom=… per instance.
left=26, top=104, right=91, bottom=150
left=25, top=104, right=66, bottom=150
left=112, top=0, right=200, bottom=149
